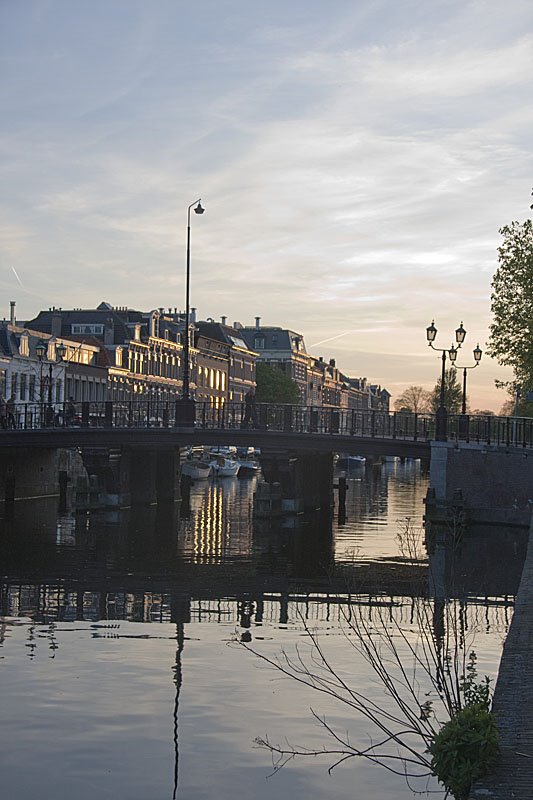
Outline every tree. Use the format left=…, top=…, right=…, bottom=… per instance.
left=393, top=385, right=431, bottom=413
left=487, top=219, right=533, bottom=393
left=255, top=362, right=301, bottom=404
left=430, top=367, right=462, bottom=413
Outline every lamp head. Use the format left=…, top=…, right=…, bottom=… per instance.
left=194, top=201, right=205, bottom=215
left=56, top=341, right=67, bottom=362
left=455, top=321, right=466, bottom=345
left=426, top=321, right=437, bottom=343
left=448, top=345, right=458, bottom=363
left=35, top=340, right=47, bottom=361
left=473, top=343, right=482, bottom=363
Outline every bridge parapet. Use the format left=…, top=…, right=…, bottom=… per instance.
left=5, top=400, right=533, bottom=449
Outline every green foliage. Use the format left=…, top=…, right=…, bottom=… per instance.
left=488, top=219, right=533, bottom=392
left=430, top=367, right=463, bottom=413
left=428, top=653, right=499, bottom=800
left=255, top=362, right=301, bottom=404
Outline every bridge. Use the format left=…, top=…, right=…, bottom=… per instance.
left=1, top=400, right=533, bottom=516
left=2, top=399, right=532, bottom=453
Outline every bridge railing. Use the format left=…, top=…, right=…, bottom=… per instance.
left=447, top=413, right=533, bottom=447
left=3, top=400, right=533, bottom=447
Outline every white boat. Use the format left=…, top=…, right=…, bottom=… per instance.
left=181, top=460, right=212, bottom=480
left=210, top=455, right=240, bottom=477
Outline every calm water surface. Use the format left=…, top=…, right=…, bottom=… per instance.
left=0, top=462, right=524, bottom=800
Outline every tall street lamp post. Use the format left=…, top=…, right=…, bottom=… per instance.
left=36, top=339, right=67, bottom=425
left=176, top=199, right=205, bottom=426
left=457, top=344, right=483, bottom=415
left=426, top=320, right=466, bottom=441
left=36, top=339, right=55, bottom=425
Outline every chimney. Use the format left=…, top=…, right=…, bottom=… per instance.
left=9, top=301, right=16, bottom=325
left=329, top=358, right=336, bottom=367
left=51, top=310, right=62, bottom=337
left=104, top=318, right=115, bottom=345
left=221, top=316, right=227, bottom=326
left=190, top=307, right=197, bottom=324
left=255, top=316, right=261, bottom=329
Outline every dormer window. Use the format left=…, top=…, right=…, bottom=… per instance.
left=20, top=334, right=29, bottom=357
left=254, top=335, right=265, bottom=350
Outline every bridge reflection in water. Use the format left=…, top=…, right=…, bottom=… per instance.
left=0, top=463, right=527, bottom=800
left=1, top=463, right=525, bottom=625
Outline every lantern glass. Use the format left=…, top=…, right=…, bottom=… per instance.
left=56, top=342, right=67, bottom=361
left=455, top=322, right=466, bottom=344
left=426, top=321, right=437, bottom=343
left=474, top=344, right=482, bottom=363
left=449, top=345, right=458, bottom=363
left=35, top=341, right=47, bottom=361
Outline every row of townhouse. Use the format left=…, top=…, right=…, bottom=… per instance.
left=240, top=318, right=390, bottom=411
left=0, top=302, right=389, bottom=412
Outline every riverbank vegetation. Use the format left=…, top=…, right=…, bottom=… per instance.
left=241, top=519, right=499, bottom=798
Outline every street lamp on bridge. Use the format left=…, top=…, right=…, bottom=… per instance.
left=176, top=199, right=205, bottom=426
left=456, top=344, right=483, bottom=415
left=36, top=339, right=66, bottom=426
left=426, top=320, right=466, bottom=441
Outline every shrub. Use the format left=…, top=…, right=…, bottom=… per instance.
left=428, top=702, right=499, bottom=800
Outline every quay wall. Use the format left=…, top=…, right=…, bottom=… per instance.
left=430, top=442, right=533, bottom=527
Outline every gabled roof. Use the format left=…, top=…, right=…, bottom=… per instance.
left=196, top=321, right=254, bottom=352
left=240, top=326, right=307, bottom=353
left=26, top=303, right=144, bottom=345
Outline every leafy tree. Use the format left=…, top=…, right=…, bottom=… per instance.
left=255, top=362, right=301, bottom=404
left=393, top=385, right=431, bottom=413
left=487, top=219, right=533, bottom=393
left=430, top=367, right=463, bottom=413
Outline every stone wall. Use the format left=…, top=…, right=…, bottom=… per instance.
left=430, top=442, right=533, bottom=527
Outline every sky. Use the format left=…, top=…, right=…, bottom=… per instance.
left=1, top=0, right=532, bottom=411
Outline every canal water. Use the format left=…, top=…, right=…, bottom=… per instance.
left=0, top=462, right=525, bottom=800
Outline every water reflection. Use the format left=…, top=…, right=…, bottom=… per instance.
left=0, top=463, right=527, bottom=800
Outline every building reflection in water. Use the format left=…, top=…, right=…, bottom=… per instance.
left=1, top=463, right=527, bottom=800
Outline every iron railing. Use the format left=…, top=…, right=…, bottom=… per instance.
left=2, top=401, right=533, bottom=447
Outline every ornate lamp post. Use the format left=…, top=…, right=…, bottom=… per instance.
left=456, top=344, right=483, bottom=415
left=426, top=320, right=466, bottom=441
left=36, top=340, right=67, bottom=426
left=176, top=199, right=205, bottom=426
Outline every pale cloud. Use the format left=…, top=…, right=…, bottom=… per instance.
left=0, top=0, right=531, bottom=410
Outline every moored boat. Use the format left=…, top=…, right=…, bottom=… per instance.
left=181, top=460, right=212, bottom=480
left=336, top=455, right=366, bottom=469
left=209, top=455, right=240, bottom=477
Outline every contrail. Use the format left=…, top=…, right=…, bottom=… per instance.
left=11, top=267, right=24, bottom=288
left=309, top=330, right=356, bottom=348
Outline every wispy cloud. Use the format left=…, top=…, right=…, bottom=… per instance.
left=0, top=0, right=528, bottom=409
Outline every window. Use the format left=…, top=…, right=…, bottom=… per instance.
left=29, top=374, right=36, bottom=400
left=11, top=373, right=18, bottom=399
left=20, top=335, right=29, bottom=356
left=20, top=373, right=27, bottom=400
left=254, top=336, right=265, bottom=350
left=71, top=324, right=104, bottom=335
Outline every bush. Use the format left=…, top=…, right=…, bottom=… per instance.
left=428, top=703, right=499, bottom=800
